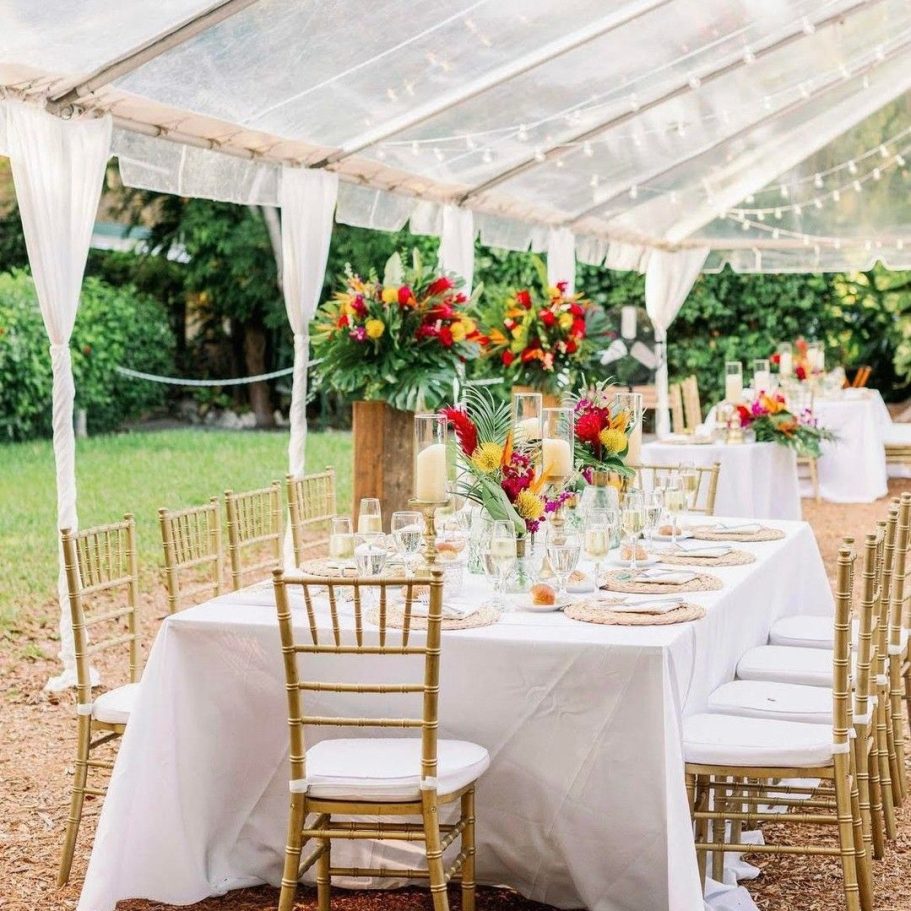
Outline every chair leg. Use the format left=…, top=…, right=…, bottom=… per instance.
left=460, top=787, right=477, bottom=911
left=316, top=828, right=331, bottom=911
left=876, top=702, right=897, bottom=840
left=866, top=736, right=885, bottom=860
left=850, top=771, right=874, bottom=911
left=853, top=737, right=875, bottom=862
left=278, top=794, right=307, bottom=911
left=711, top=777, right=728, bottom=883
left=422, top=791, right=449, bottom=911
left=694, top=776, right=710, bottom=887
left=890, top=662, right=908, bottom=801
left=884, top=690, right=903, bottom=808
left=835, top=760, right=863, bottom=911
left=58, top=716, right=91, bottom=886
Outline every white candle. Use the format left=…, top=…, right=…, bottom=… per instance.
left=516, top=416, right=542, bottom=442
left=814, top=349, right=825, bottom=372
left=620, top=305, right=638, bottom=340
left=724, top=373, right=743, bottom=403
left=753, top=370, right=771, bottom=394
left=542, top=437, right=573, bottom=476
left=415, top=442, right=448, bottom=501
left=779, top=351, right=793, bottom=377
left=626, top=421, right=642, bottom=465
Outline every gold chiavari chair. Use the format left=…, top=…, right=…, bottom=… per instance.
left=634, top=462, right=720, bottom=516
left=58, top=516, right=141, bottom=886
left=683, top=543, right=871, bottom=911
left=273, top=568, right=489, bottom=911
left=669, top=383, right=685, bottom=434
left=797, top=455, right=821, bottom=503
left=681, top=374, right=702, bottom=431
left=225, top=482, right=283, bottom=590
left=158, top=497, right=223, bottom=613
left=286, top=468, right=337, bottom=565
left=889, top=493, right=911, bottom=800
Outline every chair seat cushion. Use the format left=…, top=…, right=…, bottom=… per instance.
left=92, top=683, right=139, bottom=725
left=769, top=615, right=834, bottom=649
left=884, top=423, right=911, bottom=446
left=683, top=713, right=835, bottom=768
left=736, top=645, right=833, bottom=687
left=707, top=680, right=832, bottom=725
left=305, top=738, right=490, bottom=801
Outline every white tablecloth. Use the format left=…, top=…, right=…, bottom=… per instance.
left=79, top=521, right=832, bottom=911
left=811, top=391, right=888, bottom=503
left=641, top=441, right=801, bottom=520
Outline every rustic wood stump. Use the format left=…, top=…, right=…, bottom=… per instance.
left=352, top=401, right=414, bottom=531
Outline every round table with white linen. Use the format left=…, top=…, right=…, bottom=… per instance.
left=811, top=390, right=888, bottom=503
left=641, top=439, right=801, bottom=520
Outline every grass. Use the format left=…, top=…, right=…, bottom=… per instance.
left=0, top=428, right=353, bottom=620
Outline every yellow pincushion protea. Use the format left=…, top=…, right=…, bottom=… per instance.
left=470, top=442, right=504, bottom=473
left=365, top=318, right=386, bottom=339
left=598, top=427, right=628, bottom=454
left=515, top=489, right=545, bottom=521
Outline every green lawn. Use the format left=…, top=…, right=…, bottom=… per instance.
left=0, top=429, right=353, bottom=620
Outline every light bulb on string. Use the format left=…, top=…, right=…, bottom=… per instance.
left=411, top=141, right=420, bottom=156
left=743, top=47, right=755, bottom=65
left=853, top=179, right=862, bottom=192
left=745, top=193, right=755, bottom=203
left=533, top=148, right=546, bottom=163
left=555, top=158, right=565, bottom=168
left=832, top=189, right=841, bottom=202
left=465, top=135, right=476, bottom=150
left=793, top=204, right=802, bottom=216
left=741, top=219, right=750, bottom=231
left=814, top=198, right=823, bottom=209
left=799, top=82, right=811, bottom=99
left=582, top=141, right=593, bottom=157
left=834, top=238, right=842, bottom=250
left=482, top=148, right=493, bottom=164
left=774, top=207, right=782, bottom=219
left=814, top=173, right=824, bottom=188
left=433, top=147, right=445, bottom=162
left=898, top=239, right=905, bottom=250
left=517, top=124, right=529, bottom=141
left=629, top=184, right=638, bottom=199
left=780, top=185, right=789, bottom=198
left=847, top=159, right=858, bottom=174
left=862, top=74, right=870, bottom=90
left=880, top=144, right=889, bottom=158
left=801, top=16, right=815, bottom=34
left=629, top=94, right=640, bottom=112
left=772, top=228, right=780, bottom=239
left=688, top=74, right=701, bottom=90
left=873, top=167, right=881, bottom=180
left=802, top=235, right=810, bottom=247
left=756, top=211, right=765, bottom=221
left=896, top=154, right=906, bottom=166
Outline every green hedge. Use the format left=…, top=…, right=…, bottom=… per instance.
left=0, top=269, right=176, bottom=440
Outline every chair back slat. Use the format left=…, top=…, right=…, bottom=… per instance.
left=273, top=570, right=444, bottom=783
left=855, top=532, right=880, bottom=722
left=225, top=482, right=282, bottom=589
left=891, top=494, right=911, bottom=649
left=634, top=462, right=721, bottom=516
left=669, top=383, right=685, bottom=434
left=62, top=515, right=141, bottom=704
left=286, top=469, right=337, bottom=564
left=158, top=498, right=223, bottom=613
left=833, top=543, right=855, bottom=748
left=681, top=375, right=702, bottom=431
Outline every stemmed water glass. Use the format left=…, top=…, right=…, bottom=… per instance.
left=391, top=510, right=423, bottom=575
left=620, top=494, right=646, bottom=572
left=328, top=516, right=355, bottom=565
left=357, top=498, right=383, bottom=534
left=680, top=462, right=700, bottom=514
left=643, top=490, right=664, bottom=550
left=546, top=527, right=582, bottom=599
left=483, top=520, right=517, bottom=609
left=583, top=509, right=614, bottom=586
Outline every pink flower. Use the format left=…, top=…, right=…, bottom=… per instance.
left=349, top=326, right=367, bottom=342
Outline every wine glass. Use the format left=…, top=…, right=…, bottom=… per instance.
left=680, top=463, right=700, bottom=513
left=546, top=527, right=582, bottom=598
left=328, top=516, right=355, bottom=565
left=643, top=491, right=664, bottom=549
left=620, top=497, right=646, bottom=571
left=357, top=498, right=383, bottom=534
left=664, top=478, right=686, bottom=546
left=483, top=520, right=517, bottom=609
left=583, top=509, right=614, bottom=586
left=391, top=511, right=423, bottom=575
left=437, top=514, right=468, bottom=562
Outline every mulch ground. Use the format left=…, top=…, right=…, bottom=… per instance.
left=4, top=485, right=911, bottom=911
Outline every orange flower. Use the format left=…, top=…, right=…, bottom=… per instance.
left=777, top=419, right=798, bottom=436
left=760, top=393, right=784, bottom=414
left=488, top=328, right=508, bottom=346
left=610, top=409, right=630, bottom=433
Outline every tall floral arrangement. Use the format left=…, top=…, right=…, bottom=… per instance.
left=770, top=337, right=811, bottom=380
left=479, top=257, right=605, bottom=393
left=570, top=381, right=636, bottom=476
left=736, top=392, right=835, bottom=458
left=442, top=389, right=567, bottom=535
left=311, top=251, right=484, bottom=411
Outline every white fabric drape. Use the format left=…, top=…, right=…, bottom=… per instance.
left=546, top=226, right=576, bottom=294
left=279, top=167, right=338, bottom=481
left=438, top=205, right=474, bottom=293
left=5, top=101, right=112, bottom=691
left=644, top=248, right=709, bottom=438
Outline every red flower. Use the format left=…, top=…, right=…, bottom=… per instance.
left=569, top=303, right=585, bottom=317
left=427, top=276, right=453, bottom=296
left=416, top=324, right=438, bottom=340
left=501, top=351, right=515, bottom=366
left=427, top=304, right=455, bottom=321
left=736, top=404, right=752, bottom=426
left=770, top=352, right=781, bottom=365
left=336, top=314, right=350, bottom=328
left=398, top=285, right=414, bottom=307
left=565, top=339, right=578, bottom=354
left=571, top=318, right=587, bottom=338
left=439, top=326, right=454, bottom=347
left=351, top=295, right=366, bottom=317
left=556, top=281, right=568, bottom=293
left=520, top=347, right=539, bottom=363
left=441, top=406, right=478, bottom=457
left=540, top=310, right=556, bottom=328
left=575, top=411, right=604, bottom=443
left=516, top=289, right=532, bottom=309
left=796, top=365, right=807, bottom=381
left=504, top=318, right=516, bottom=331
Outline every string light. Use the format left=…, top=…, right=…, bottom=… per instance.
left=780, top=185, right=789, bottom=198
left=582, top=140, right=593, bottom=157
left=814, top=173, right=824, bottom=188
left=688, top=75, right=702, bottom=90
left=533, top=148, right=546, bottom=162
left=847, top=159, right=858, bottom=174
left=629, top=184, right=639, bottom=199
left=743, top=47, right=756, bottom=64
left=517, top=124, right=528, bottom=141
left=482, top=148, right=493, bottom=163
left=589, top=174, right=599, bottom=188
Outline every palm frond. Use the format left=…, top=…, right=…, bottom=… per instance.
left=463, top=386, right=510, bottom=444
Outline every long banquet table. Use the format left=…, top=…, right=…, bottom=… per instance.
left=78, top=520, right=833, bottom=911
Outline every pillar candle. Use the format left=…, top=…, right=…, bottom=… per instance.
left=753, top=370, right=771, bottom=394
left=724, top=373, right=743, bottom=403
left=626, top=421, right=643, bottom=465
left=516, top=416, right=542, bottom=442
left=779, top=351, right=793, bottom=377
left=542, top=437, right=573, bottom=476
left=620, top=305, right=638, bottom=340
left=415, top=442, right=448, bottom=501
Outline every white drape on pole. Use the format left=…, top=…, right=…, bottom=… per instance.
left=546, top=226, right=576, bottom=294
left=279, top=167, right=338, bottom=566
left=644, top=247, right=709, bottom=438
left=439, top=204, right=475, bottom=293
left=4, top=101, right=112, bottom=691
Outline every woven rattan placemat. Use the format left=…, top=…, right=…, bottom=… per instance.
left=366, top=601, right=500, bottom=631
left=656, top=549, right=756, bottom=567
left=564, top=599, right=705, bottom=626
left=601, top=569, right=723, bottom=595
left=691, top=526, right=785, bottom=542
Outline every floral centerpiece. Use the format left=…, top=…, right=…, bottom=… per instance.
left=736, top=392, right=835, bottom=458
left=479, top=258, right=606, bottom=394
left=571, top=381, right=637, bottom=478
left=770, top=338, right=811, bottom=380
left=442, top=389, right=568, bottom=536
left=311, top=250, right=484, bottom=411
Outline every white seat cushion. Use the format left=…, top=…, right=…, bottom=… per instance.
left=884, top=423, right=911, bottom=446
left=683, top=713, right=835, bottom=768
left=737, top=645, right=833, bottom=687
left=707, top=680, right=832, bottom=725
left=304, top=738, right=490, bottom=801
left=769, top=615, right=833, bottom=649
left=92, top=683, right=139, bottom=725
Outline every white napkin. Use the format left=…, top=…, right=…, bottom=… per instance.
left=657, top=543, right=732, bottom=558
left=404, top=597, right=479, bottom=621
left=633, top=568, right=695, bottom=585
left=613, top=598, right=685, bottom=615
left=709, top=522, right=762, bottom=535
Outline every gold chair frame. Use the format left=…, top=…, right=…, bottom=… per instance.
left=797, top=455, right=821, bottom=503
left=58, top=516, right=140, bottom=886
left=158, top=497, right=223, bottom=613
left=634, top=461, right=721, bottom=515
left=686, top=543, right=871, bottom=911
left=286, top=468, right=337, bottom=565
left=225, top=482, right=283, bottom=590
left=681, top=375, right=702, bottom=431
left=669, top=383, right=685, bottom=434
left=273, top=568, right=477, bottom=911
left=890, top=493, right=911, bottom=802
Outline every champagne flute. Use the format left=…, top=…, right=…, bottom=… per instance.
left=357, top=498, right=383, bottom=534
left=664, top=479, right=686, bottom=546
left=328, top=516, right=355, bottom=565
left=643, top=491, right=664, bottom=549
left=546, top=527, right=582, bottom=598
left=484, top=520, right=517, bottom=608
left=584, top=510, right=613, bottom=586
left=620, top=499, right=646, bottom=571
left=680, top=463, right=700, bottom=513
left=391, top=510, right=423, bottom=575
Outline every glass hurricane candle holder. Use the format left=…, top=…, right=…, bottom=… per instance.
left=411, top=413, right=450, bottom=570
left=752, top=358, right=771, bottom=396
left=778, top=342, right=793, bottom=377
left=512, top=391, right=543, bottom=449
left=542, top=407, right=574, bottom=479
left=613, top=391, right=643, bottom=465
left=724, top=361, right=743, bottom=403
